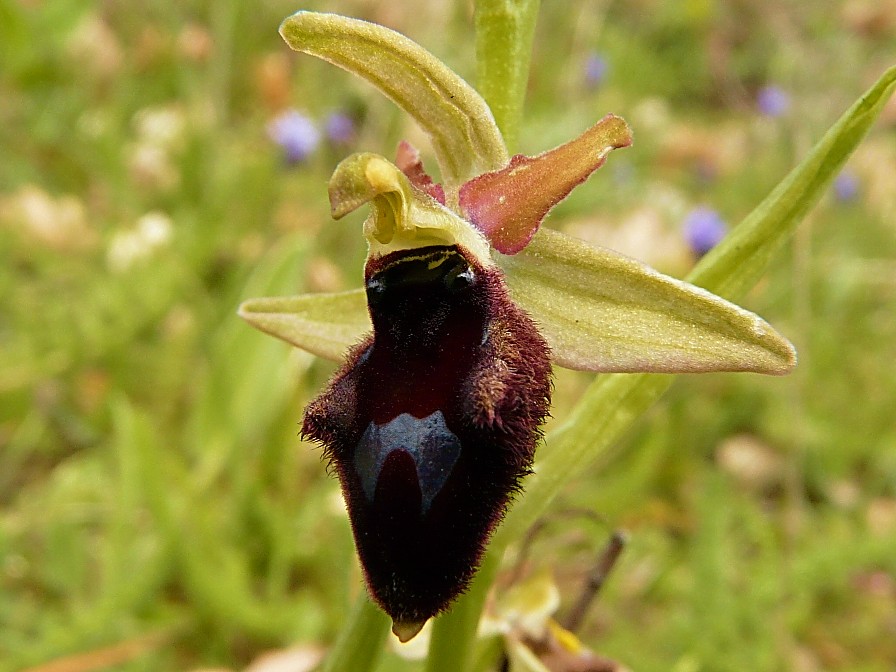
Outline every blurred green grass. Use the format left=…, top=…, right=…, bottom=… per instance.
left=2, top=1, right=895, bottom=670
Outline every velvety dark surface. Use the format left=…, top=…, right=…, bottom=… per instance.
left=302, top=245, right=552, bottom=625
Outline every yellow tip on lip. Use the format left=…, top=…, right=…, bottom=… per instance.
left=392, top=618, right=426, bottom=643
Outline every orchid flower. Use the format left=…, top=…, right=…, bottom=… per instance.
left=238, top=12, right=796, bottom=643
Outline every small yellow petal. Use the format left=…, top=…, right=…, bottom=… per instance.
left=329, top=153, right=493, bottom=264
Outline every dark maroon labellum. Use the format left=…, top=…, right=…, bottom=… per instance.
left=302, top=245, right=551, bottom=638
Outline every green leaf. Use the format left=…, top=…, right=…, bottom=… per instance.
left=201, top=235, right=311, bottom=452
left=692, top=65, right=896, bottom=299
left=501, top=227, right=796, bottom=374
left=279, top=11, right=508, bottom=198
left=495, top=63, right=896, bottom=546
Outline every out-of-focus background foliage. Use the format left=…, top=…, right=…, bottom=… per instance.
left=2, top=0, right=895, bottom=670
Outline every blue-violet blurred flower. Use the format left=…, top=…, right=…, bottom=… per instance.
left=756, top=85, right=791, bottom=117
left=833, top=169, right=860, bottom=202
left=240, top=12, right=796, bottom=642
left=683, top=206, right=727, bottom=257
left=268, top=109, right=321, bottom=163
left=584, top=52, right=608, bottom=88
left=325, top=111, right=357, bottom=144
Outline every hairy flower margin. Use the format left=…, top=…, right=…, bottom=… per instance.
left=239, top=11, right=796, bottom=640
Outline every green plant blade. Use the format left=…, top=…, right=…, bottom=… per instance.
left=494, top=63, right=896, bottom=546
left=279, top=11, right=508, bottom=198
left=321, top=594, right=391, bottom=672
left=692, top=65, right=896, bottom=299
left=502, top=228, right=796, bottom=374
left=424, top=552, right=500, bottom=672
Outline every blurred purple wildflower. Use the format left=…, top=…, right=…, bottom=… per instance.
left=683, top=206, right=727, bottom=257
left=756, top=86, right=791, bottom=118
left=584, top=52, right=608, bottom=88
left=833, top=170, right=860, bottom=202
left=325, top=112, right=357, bottom=145
left=268, top=109, right=321, bottom=163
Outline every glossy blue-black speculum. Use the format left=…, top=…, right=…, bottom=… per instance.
left=302, top=244, right=552, bottom=637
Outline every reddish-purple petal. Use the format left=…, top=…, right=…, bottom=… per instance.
left=458, top=114, right=632, bottom=254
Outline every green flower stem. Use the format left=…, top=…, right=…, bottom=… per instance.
left=424, top=551, right=500, bottom=672
left=495, top=63, right=896, bottom=547
left=474, top=0, right=541, bottom=151
left=322, top=593, right=390, bottom=672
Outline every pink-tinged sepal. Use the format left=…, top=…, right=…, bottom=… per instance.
left=458, top=114, right=633, bottom=254
left=395, top=140, right=446, bottom=205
